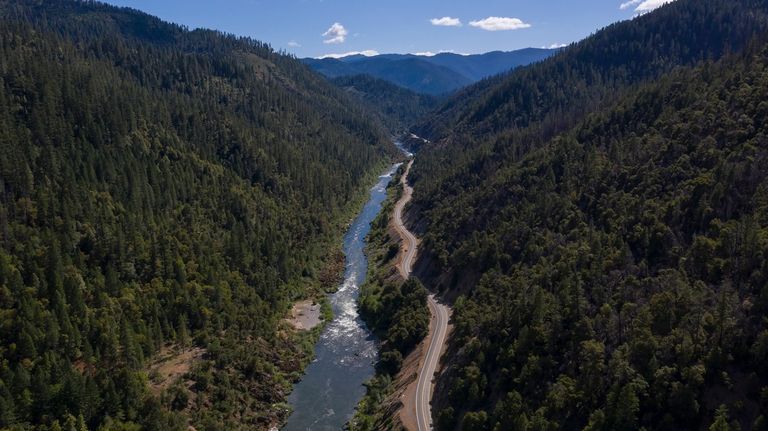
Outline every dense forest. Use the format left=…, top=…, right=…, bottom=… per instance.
left=6, top=0, right=768, bottom=430
left=410, top=0, right=768, bottom=196
left=405, top=0, right=768, bottom=429
left=0, top=0, right=396, bottom=430
left=331, top=75, right=439, bottom=135
left=430, top=42, right=768, bottom=431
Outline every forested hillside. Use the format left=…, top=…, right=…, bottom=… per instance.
left=411, top=0, right=768, bottom=200
left=402, top=0, right=768, bottom=429
left=428, top=41, right=768, bottom=431
left=332, top=75, right=440, bottom=134
left=0, top=0, right=395, bottom=430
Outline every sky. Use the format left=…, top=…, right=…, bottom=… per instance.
left=101, top=0, right=675, bottom=58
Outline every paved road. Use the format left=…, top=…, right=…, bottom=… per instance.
left=414, top=294, right=449, bottom=431
left=394, top=160, right=417, bottom=279
left=392, top=160, right=450, bottom=431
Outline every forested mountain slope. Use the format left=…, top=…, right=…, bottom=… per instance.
left=428, top=41, right=768, bottom=431
left=331, top=74, right=440, bottom=134
left=0, top=0, right=394, bottom=430
left=401, top=0, right=768, bottom=428
left=410, top=0, right=768, bottom=197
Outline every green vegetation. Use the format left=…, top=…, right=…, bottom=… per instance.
left=358, top=167, right=429, bottom=375
left=0, top=0, right=395, bottom=430
left=406, top=0, right=768, bottom=429
left=332, top=74, right=440, bottom=135
left=411, top=0, right=768, bottom=199
left=411, top=18, right=768, bottom=431
left=350, top=166, right=428, bottom=431
left=364, top=277, right=429, bottom=375
left=349, top=373, right=399, bottom=431
left=5, top=0, right=768, bottom=430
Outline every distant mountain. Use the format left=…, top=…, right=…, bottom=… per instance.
left=386, top=49, right=559, bottom=82
left=303, top=56, right=470, bottom=95
left=343, top=56, right=472, bottom=96
left=302, top=48, right=558, bottom=95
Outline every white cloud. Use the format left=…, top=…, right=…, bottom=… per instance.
left=430, top=17, right=462, bottom=27
left=546, top=43, right=567, bottom=49
left=287, top=41, right=301, bottom=47
left=620, top=0, right=642, bottom=10
left=317, top=50, right=379, bottom=59
left=322, top=22, right=348, bottom=44
left=469, top=17, right=531, bottom=31
left=620, top=0, right=676, bottom=12
left=635, top=0, right=675, bottom=12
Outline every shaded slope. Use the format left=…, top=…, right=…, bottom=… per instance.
left=427, top=41, right=768, bottom=431
left=332, top=74, right=440, bottom=134
left=413, top=0, right=768, bottom=143
left=0, top=0, right=394, bottom=430
left=410, top=0, right=768, bottom=226
left=401, top=0, right=768, bottom=429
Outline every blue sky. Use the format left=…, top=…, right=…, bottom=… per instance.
left=102, top=0, right=674, bottom=58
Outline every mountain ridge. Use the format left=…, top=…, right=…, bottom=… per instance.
left=302, top=48, right=558, bottom=95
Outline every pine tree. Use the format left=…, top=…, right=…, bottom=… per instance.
left=709, top=405, right=734, bottom=431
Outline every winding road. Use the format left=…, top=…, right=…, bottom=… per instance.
left=394, top=160, right=417, bottom=279
left=393, top=159, right=450, bottom=431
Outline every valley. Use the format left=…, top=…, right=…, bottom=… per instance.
left=2, top=0, right=768, bottom=430
left=283, top=164, right=399, bottom=431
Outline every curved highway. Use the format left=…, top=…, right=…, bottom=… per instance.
left=392, top=159, right=450, bottom=431
left=394, top=160, right=417, bottom=279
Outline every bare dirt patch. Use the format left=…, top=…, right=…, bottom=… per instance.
left=147, top=346, right=206, bottom=395
left=286, top=300, right=322, bottom=331
left=392, top=334, right=425, bottom=430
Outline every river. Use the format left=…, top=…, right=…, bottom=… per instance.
left=282, top=163, right=400, bottom=431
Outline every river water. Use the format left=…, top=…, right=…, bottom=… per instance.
left=283, top=164, right=400, bottom=431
